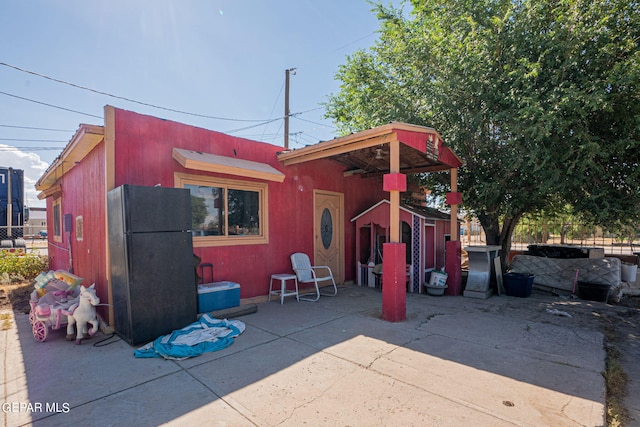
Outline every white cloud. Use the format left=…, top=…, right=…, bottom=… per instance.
left=0, top=145, right=50, bottom=208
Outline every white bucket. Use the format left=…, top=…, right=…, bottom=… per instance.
left=429, top=271, right=448, bottom=287
left=621, top=263, right=638, bottom=283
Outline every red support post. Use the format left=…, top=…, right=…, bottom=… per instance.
left=382, top=242, right=406, bottom=322
left=445, top=240, right=462, bottom=295
left=383, top=173, right=407, bottom=192
left=446, top=168, right=462, bottom=295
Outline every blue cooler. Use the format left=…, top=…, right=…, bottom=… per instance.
left=197, top=281, right=240, bottom=313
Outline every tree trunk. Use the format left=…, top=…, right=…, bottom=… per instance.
left=500, top=216, right=521, bottom=268
left=477, top=212, right=522, bottom=271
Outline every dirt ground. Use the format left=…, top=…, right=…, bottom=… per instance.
left=0, top=281, right=33, bottom=314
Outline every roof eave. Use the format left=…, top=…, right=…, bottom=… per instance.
left=276, top=122, right=462, bottom=174
left=35, top=124, right=104, bottom=194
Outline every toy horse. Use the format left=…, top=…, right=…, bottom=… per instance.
left=66, top=284, right=100, bottom=344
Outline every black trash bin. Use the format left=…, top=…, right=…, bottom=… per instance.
left=503, top=272, right=534, bottom=298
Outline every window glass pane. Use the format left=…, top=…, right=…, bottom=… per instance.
left=228, top=189, right=260, bottom=236
left=180, top=175, right=265, bottom=244
left=185, top=184, right=225, bottom=236
left=53, top=202, right=61, bottom=237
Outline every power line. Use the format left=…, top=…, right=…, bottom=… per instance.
left=269, top=121, right=284, bottom=145
left=233, top=132, right=280, bottom=139
left=261, top=79, right=285, bottom=141
left=293, top=106, right=324, bottom=115
left=0, top=90, right=326, bottom=145
left=0, top=138, right=67, bottom=142
left=293, top=132, right=321, bottom=146
left=0, top=88, right=327, bottom=138
left=1, top=62, right=273, bottom=123
left=0, top=146, right=65, bottom=151
left=0, top=124, right=74, bottom=132
left=332, top=31, right=378, bottom=52
left=223, top=118, right=282, bottom=134
left=293, top=115, right=335, bottom=129
left=1, top=67, right=334, bottom=144
left=0, top=91, right=103, bottom=119
left=0, top=88, right=316, bottom=133
left=0, top=22, right=382, bottom=136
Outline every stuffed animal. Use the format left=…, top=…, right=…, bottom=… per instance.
left=65, top=284, right=100, bottom=344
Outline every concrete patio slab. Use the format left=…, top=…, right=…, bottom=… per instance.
left=1, top=284, right=620, bottom=426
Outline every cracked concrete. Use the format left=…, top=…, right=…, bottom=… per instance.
left=1, top=284, right=625, bottom=426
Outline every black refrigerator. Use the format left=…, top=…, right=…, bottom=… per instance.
left=108, top=184, right=197, bottom=346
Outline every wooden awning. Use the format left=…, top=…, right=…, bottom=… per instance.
left=172, top=148, right=285, bottom=183
left=277, top=122, right=462, bottom=176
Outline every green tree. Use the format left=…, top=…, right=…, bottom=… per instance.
left=191, top=195, right=207, bottom=232
left=325, top=0, right=640, bottom=260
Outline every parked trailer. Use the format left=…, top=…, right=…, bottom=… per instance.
left=0, top=167, right=29, bottom=247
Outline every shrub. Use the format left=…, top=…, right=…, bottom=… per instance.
left=0, top=250, right=49, bottom=283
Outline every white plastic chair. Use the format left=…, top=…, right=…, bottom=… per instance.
left=290, top=253, right=338, bottom=301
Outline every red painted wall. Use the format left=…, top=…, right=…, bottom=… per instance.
left=111, top=108, right=386, bottom=299
left=435, top=221, right=449, bottom=270
left=45, top=108, right=458, bottom=305
left=46, top=143, right=108, bottom=318
left=46, top=108, right=405, bottom=303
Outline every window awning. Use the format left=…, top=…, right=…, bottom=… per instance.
left=172, top=148, right=285, bottom=183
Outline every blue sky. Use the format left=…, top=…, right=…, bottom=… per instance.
left=0, top=1, right=407, bottom=207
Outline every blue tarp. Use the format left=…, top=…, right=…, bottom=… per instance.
left=134, top=314, right=245, bottom=360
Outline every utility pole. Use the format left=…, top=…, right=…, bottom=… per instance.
left=284, top=68, right=296, bottom=149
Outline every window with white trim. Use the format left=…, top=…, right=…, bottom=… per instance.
left=175, top=173, right=268, bottom=247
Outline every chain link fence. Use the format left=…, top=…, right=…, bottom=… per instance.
left=1, top=225, right=48, bottom=245
left=461, top=217, right=639, bottom=256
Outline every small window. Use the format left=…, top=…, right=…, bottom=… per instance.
left=175, top=173, right=268, bottom=247
left=52, top=198, right=62, bottom=242
left=75, top=216, right=83, bottom=241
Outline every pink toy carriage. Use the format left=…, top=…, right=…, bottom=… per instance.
left=28, top=277, right=80, bottom=342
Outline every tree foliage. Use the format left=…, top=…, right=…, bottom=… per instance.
left=325, top=0, right=640, bottom=256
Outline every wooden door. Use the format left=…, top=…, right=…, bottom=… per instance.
left=314, top=190, right=344, bottom=284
